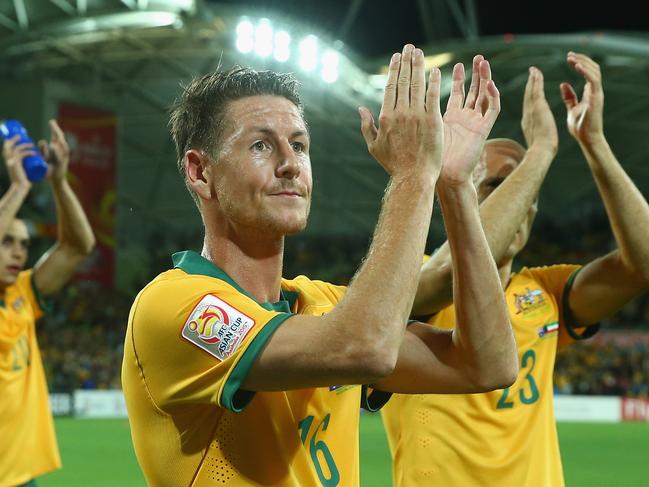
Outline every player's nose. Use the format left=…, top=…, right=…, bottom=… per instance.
left=276, top=141, right=301, bottom=180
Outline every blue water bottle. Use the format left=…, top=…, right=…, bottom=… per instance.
left=0, top=120, right=48, bottom=182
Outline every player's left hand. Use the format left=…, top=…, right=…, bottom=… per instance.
left=39, top=119, right=70, bottom=183
left=439, top=56, right=500, bottom=187
left=560, top=52, right=604, bottom=146
left=521, top=66, right=558, bottom=155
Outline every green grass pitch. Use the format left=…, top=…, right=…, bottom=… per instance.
left=39, top=414, right=648, bottom=486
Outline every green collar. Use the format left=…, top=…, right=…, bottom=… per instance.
left=172, top=250, right=298, bottom=313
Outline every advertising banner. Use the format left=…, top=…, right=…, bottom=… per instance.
left=57, top=103, right=117, bottom=284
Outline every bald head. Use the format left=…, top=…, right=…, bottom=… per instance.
left=473, top=138, right=542, bottom=264
left=474, top=138, right=527, bottom=203
left=484, top=138, right=526, bottom=162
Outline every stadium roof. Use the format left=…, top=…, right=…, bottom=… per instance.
left=0, top=0, right=648, bottom=247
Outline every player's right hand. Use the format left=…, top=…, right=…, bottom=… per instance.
left=3, top=135, right=34, bottom=189
left=359, top=43, right=443, bottom=181
left=521, top=66, right=558, bottom=154
left=560, top=52, right=605, bottom=147
left=438, top=56, right=500, bottom=187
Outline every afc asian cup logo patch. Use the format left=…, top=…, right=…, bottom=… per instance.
left=181, top=294, right=255, bottom=361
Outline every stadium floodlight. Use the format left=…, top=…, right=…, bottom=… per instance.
left=254, top=18, right=273, bottom=58
left=299, top=35, right=318, bottom=72
left=274, top=30, right=291, bottom=62
left=321, top=50, right=339, bottom=83
left=235, top=19, right=254, bottom=54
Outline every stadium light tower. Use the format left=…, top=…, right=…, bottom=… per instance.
left=274, top=30, right=291, bottom=62
left=233, top=17, right=348, bottom=86
left=321, top=49, right=340, bottom=83
left=299, top=35, right=318, bottom=72
left=235, top=19, right=254, bottom=53
left=254, top=18, right=273, bottom=58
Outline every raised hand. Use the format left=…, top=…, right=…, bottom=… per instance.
left=39, top=119, right=70, bottom=183
left=359, top=43, right=443, bottom=181
left=440, top=56, right=500, bottom=186
left=522, top=66, right=558, bottom=154
left=3, top=135, right=34, bottom=189
left=560, top=52, right=604, bottom=146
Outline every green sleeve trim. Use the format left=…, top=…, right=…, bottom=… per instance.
left=360, top=384, right=392, bottom=412
left=562, top=268, right=600, bottom=341
left=30, top=272, right=53, bottom=315
left=220, top=312, right=294, bottom=412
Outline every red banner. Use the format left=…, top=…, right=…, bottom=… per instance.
left=57, top=104, right=117, bottom=285
left=621, top=398, right=649, bottom=422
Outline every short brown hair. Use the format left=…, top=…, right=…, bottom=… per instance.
left=168, top=66, right=302, bottom=203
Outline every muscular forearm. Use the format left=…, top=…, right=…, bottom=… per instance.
left=581, top=136, right=649, bottom=279
left=330, top=173, right=437, bottom=367
left=437, top=182, right=517, bottom=388
left=0, top=183, right=30, bottom=237
left=50, top=179, right=95, bottom=255
left=413, top=144, right=555, bottom=315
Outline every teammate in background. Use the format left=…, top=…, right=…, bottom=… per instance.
left=122, top=44, right=517, bottom=486
left=0, top=120, right=95, bottom=486
left=382, top=52, right=649, bottom=486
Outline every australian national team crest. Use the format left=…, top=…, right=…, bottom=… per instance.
left=181, top=294, right=255, bottom=361
left=512, top=287, right=550, bottom=319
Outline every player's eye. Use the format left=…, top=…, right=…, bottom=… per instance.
left=488, top=179, right=503, bottom=188
left=291, top=141, right=305, bottom=153
left=251, top=141, right=269, bottom=152
left=481, top=179, right=502, bottom=193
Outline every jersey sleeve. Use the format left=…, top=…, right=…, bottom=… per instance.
left=317, top=281, right=346, bottom=303
left=285, top=276, right=347, bottom=314
left=16, top=270, right=49, bottom=320
left=129, top=276, right=293, bottom=413
left=526, top=265, right=599, bottom=349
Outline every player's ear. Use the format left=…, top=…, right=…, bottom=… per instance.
left=185, top=149, right=214, bottom=201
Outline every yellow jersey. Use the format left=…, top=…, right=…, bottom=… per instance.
left=0, top=270, right=60, bottom=486
left=382, top=264, right=597, bottom=487
left=122, top=251, right=387, bottom=487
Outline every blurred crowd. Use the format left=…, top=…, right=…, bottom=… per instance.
left=554, top=338, right=649, bottom=397
left=39, top=281, right=129, bottom=392
left=34, top=223, right=649, bottom=396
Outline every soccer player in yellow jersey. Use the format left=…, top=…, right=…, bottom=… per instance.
left=382, top=53, right=649, bottom=486
left=122, top=44, right=520, bottom=486
left=0, top=120, right=95, bottom=487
